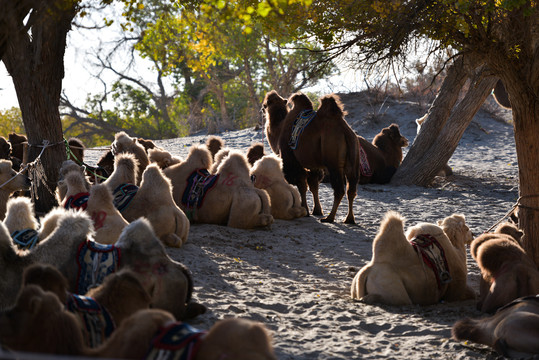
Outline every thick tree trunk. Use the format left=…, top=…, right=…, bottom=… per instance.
left=391, top=57, right=469, bottom=185
left=3, top=1, right=76, bottom=214
left=509, top=86, right=539, bottom=265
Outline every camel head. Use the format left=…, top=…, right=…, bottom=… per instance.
left=0, top=159, right=31, bottom=194
left=251, top=154, right=285, bottom=187
left=262, top=90, right=288, bottom=125
left=437, top=214, right=473, bottom=247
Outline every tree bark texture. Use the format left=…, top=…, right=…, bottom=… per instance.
left=391, top=57, right=469, bottom=185
left=3, top=0, right=76, bottom=214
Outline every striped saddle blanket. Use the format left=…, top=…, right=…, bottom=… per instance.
left=289, top=109, right=316, bottom=150
left=66, top=293, right=115, bottom=348
left=64, top=192, right=90, bottom=211
left=410, top=233, right=452, bottom=289
left=76, top=240, right=121, bottom=294
left=181, top=169, right=219, bottom=210
left=113, top=183, right=139, bottom=212
left=11, top=229, right=39, bottom=250
left=145, top=322, right=206, bottom=360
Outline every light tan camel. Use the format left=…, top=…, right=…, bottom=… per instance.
left=0, top=159, right=31, bottom=220
left=23, top=263, right=151, bottom=348
left=86, top=183, right=129, bottom=244
left=148, top=147, right=182, bottom=169
left=452, top=295, right=539, bottom=357
left=104, top=153, right=189, bottom=247
left=210, top=148, right=230, bottom=174
left=111, top=131, right=150, bottom=185
left=3, top=197, right=42, bottom=250
left=251, top=154, right=307, bottom=220
left=351, top=211, right=475, bottom=305
left=164, top=146, right=273, bottom=229
left=470, top=227, right=539, bottom=313
left=0, top=209, right=202, bottom=321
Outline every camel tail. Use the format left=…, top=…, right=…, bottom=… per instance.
left=351, top=265, right=371, bottom=299
left=452, top=318, right=489, bottom=345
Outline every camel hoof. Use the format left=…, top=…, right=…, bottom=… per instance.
left=320, top=217, right=334, bottom=223
left=312, top=209, right=323, bottom=216
left=344, top=218, right=356, bottom=225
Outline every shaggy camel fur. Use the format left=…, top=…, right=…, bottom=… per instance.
left=67, top=137, right=85, bottom=166
left=8, top=132, right=27, bottom=165
left=206, top=135, right=225, bottom=161
left=3, top=196, right=39, bottom=235
left=93, top=308, right=277, bottom=360
left=263, top=90, right=359, bottom=223
left=148, top=147, right=182, bottom=169
left=0, top=159, right=31, bottom=220
left=210, top=148, right=230, bottom=174
left=0, top=285, right=86, bottom=355
left=0, top=136, right=10, bottom=160
left=104, top=154, right=189, bottom=247
left=23, top=263, right=151, bottom=347
left=470, top=228, right=539, bottom=313
left=62, top=171, right=90, bottom=210
left=86, top=183, right=129, bottom=244
left=111, top=131, right=150, bottom=185
left=351, top=211, right=475, bottom=305
left=0, top=209, right=201, bottom=320
left=357, top=124, right=409, bottom=184
left=452, top=295, right=539, bottom=357
left=251, top=154, right=307, bottom=220
left=56, top=160, right=90, bottom=203
left=164, top=146, right=273, bottom=229
left=1, top=294, right=274, bottom=360
left=247, top=142, right=265, bottom=166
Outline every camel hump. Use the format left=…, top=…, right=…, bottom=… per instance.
left=372, top=211, right=407, bottom=255
left=288, top=92, right=314, bottom=110
left=317, top=94, right=347, bottom=119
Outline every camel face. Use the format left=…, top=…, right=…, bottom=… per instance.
left=0, top=160, right=30, bottom=193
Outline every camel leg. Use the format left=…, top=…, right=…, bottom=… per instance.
left=308, top=170, right=323, bottom=216
left=344, top=171, right=358, bottom=224
left=321, top=169, right=344, bottom=223
left=296, top=179, right=310, bottom=216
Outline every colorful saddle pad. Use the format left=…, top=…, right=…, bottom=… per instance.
left=76, top=240, right=121, bottom=294
left=410, top=234, right=452, bottom=289
left=359, top=143, right=373, bottom=177
left=112, top=183, right=139, bottom=212
left=11, top=229, right=39, bottom=250
left=64, top=192, right=90, bottom=211
left=145, top=322, right=206, bottom=360
left=181, top=169, right=219, bottom=210
left=289, top=109, right=316, bottom=150
left=66, top=293, right=115, bottom=348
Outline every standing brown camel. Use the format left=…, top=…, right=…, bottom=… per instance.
left=263, top=90, right=359, bottom=224
left=357, top=124, right=409, bottom=184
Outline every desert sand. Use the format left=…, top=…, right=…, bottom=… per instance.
left=83, top=92, right=518, bottom=360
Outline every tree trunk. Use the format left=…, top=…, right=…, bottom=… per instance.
left=3, top=1, right=76, bottom=214
left=509, top=84, right=539, bottom=265
left=391, top=57, right=469, bottom=185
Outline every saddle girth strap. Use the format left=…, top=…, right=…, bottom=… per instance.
left=410, top=233, right=452, bottom=289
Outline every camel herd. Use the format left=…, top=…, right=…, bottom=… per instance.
left=0, top=90, right=537, bottom=358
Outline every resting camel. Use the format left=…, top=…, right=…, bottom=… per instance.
left=1, top=292, right=276, bottom=360
left=0, top=159, right=31, bottom=220
left=164, top=145, right=273, bottom=229
left=23, top=263, right=151, bottom=348
left=263, top=90, right=359, bottom=223
left=470, top=226, right=539, bottom=313
left=452, top=295, right=539, bottom=357
left=251, top=154, right=307, bottom=220
left=104, top=153, right=189, bottom=247
left=357, top=124, right=409, bottom=184
left=351, top=211, right=476, bottom=305
left=0, top=208, right=202, bottom=320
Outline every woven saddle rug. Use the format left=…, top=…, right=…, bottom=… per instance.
left=358, top=143, right=372, bottom=177
left=76, top=240, right=121, bottom=294
left=145, top=322, right=206, bottom=360
left=409, top=233, right=452, bottom=289
left=65, top=293, right=115, bottom=348
left=10, top=229, right=39, bottom=250
left=181, top=169, right=219, bottom=211
left=288, top=109, right=317, bottom=150
left=112, top=183, right=139, bottom=212
left=64, top=192, right=90, bottom=211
